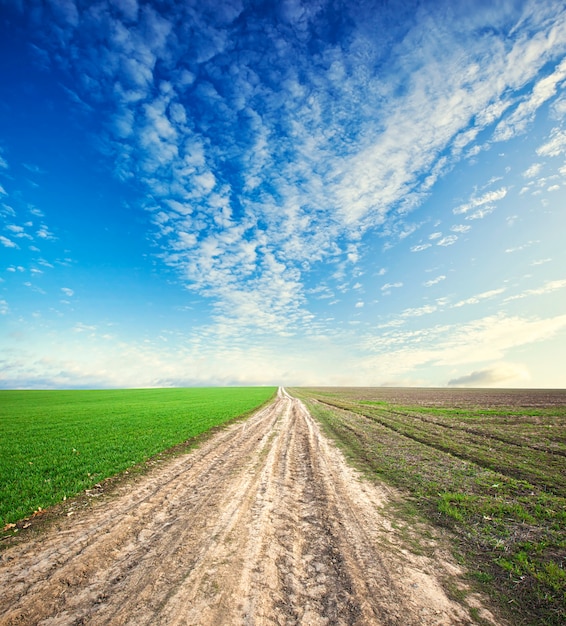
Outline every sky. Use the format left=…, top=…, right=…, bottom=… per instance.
left=0, top=0, right=565, bottom=389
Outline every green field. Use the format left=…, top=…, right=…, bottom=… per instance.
left=0, top=387, right=276, bottom=526
left=291, top=387, right=566, bottom=626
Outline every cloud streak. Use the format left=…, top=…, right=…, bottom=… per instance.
left=361, top=313, right=566, bottom=382
left=448, top=363, right=530, bottom=387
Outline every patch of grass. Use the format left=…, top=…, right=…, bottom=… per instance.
left=291, top=387, right=566, bottom=626
left=0, top=387, right=276, bottom=526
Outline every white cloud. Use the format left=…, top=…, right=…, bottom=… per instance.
left=450, top=224, right=471, bottom=233
left=504, top=278, right=566, bottom=301
left=505, top=240, right=539, bottom=253
left=523, top=163, right=542, bottom=178
left=381, top=282, right=403, bottom=291
left=355, top=301, right=364, bottom=308
left=448, top=362, right=530, bottom=387
left=466, top=145, right=482, bottom=158
left=537, top=127, right=566, bottom=157
left=36, top=227, right=55, bottom=240
left=23, top=163, right=46, bottom=175
left=437, top=235, right=458, bottom=246
left=73, top=322, right=97, bottom=333
left=465, top=206, right=495, bottom=220
left=493, top=57, right=566, bottom=142
left=0, top=203, right=15, bottom=217
left=453, top=288, right=506, bottom=308
left=411, top=243, right=432, bottom=252
left=424, top=275, right=446, bottom=287
left=453, top=187, right=508, bottom=215
left=401, top=304, right=438, bottom=317
left=361, top=313, right=566, bottom=378
left=4, top=306, right=566, bottom=389
left=0, top=299, right=8, bottom=315
left=61, top=287, right=75, bottom=297
left=113, top=0, right=139, bottom=23
left=0, top=235, right=18, bottom=248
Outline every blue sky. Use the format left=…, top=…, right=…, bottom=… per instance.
left=1, top=0, right=565, bottom=389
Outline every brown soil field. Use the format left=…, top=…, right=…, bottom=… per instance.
left=302, top=386, right=566, bottom=408
left=0, top=389, right=501, bottom=625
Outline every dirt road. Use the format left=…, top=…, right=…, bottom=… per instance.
left=0, top=389, right=498, bottom=625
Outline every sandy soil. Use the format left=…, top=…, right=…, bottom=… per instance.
left=0, top=389, right=500, bottom=625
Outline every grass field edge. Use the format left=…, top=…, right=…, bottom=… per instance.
left=1, top=387, right=278, bottom=547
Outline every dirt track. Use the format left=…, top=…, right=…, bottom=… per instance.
left=0, top=389, right=498, bottom=625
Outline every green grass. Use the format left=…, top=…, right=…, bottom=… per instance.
left=0, top=387, right=276, bottom=526
left=291, top=387, right=566, bottom=626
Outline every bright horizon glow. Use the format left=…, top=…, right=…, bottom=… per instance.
left=1, top=0, right=566, bottom=389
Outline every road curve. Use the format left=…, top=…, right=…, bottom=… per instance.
left=0, top=389, right=497, bottom=625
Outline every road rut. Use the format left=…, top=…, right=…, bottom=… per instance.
left=0, top=389, right=498, bottom=625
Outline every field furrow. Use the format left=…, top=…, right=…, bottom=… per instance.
left=314, top=397, right=566, bottom=497
left=292, top=387, right=566, bottom=626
